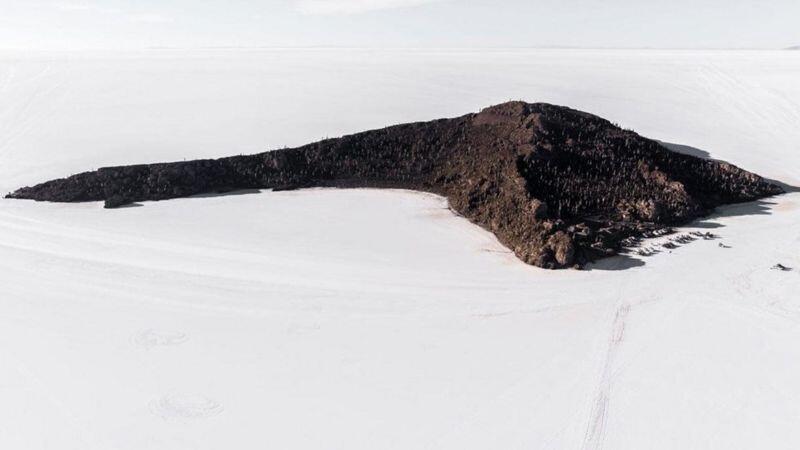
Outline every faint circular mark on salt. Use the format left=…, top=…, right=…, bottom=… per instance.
left=150, top=394, right=223, bottom=420
left=132, top=329, right=188, bottom=350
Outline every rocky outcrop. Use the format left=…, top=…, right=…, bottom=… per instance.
left=6, top=102, right=783, bottom=269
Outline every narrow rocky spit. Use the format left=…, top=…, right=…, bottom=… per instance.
left=6, top=101, right=782, bottom=269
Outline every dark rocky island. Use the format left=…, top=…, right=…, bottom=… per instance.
left=6, top=102, right=783, bottom=269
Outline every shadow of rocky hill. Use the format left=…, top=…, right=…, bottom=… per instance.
left=587, top=139, right=796, bottom=271
left=659, top=140, right=799, bottom=193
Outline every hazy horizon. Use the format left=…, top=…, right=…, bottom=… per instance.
left=1, top=0, right=797, bottom=51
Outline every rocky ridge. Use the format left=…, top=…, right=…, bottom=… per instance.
left=7, top=102, right=783, bottom=268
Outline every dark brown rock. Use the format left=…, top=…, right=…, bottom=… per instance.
left=6, top=101, right=783, bottom=269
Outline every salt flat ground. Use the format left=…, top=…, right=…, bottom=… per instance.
left=0, top=49, right=799, bottom=449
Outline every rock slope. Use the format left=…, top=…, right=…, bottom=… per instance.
left=6, top=102, right=783, bottom=268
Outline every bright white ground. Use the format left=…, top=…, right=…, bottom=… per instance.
left=1, top=49, right=799, bottom=450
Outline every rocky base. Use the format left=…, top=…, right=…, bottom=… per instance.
left=7, top=102, right=783, bottom=269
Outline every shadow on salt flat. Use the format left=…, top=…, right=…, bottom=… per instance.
left=659, top=141, right=712, bottom=160
left=660, top=140, right=800, bottom=194
left=585, top=255, right=645, bottom=271
left=616, top=199, right=781, bottom=268
left=701, top=198, right=777, bottom=224
left=688, top=220, right=724, bottom=229
left=189, top=188, right=263, bottom=199
left=110, top=189, right=263, bottom=208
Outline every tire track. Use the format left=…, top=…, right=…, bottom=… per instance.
left=581, top=301, right=631, bottom=450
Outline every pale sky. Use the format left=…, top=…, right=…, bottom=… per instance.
left=0, top=0, right=797, bottom=50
